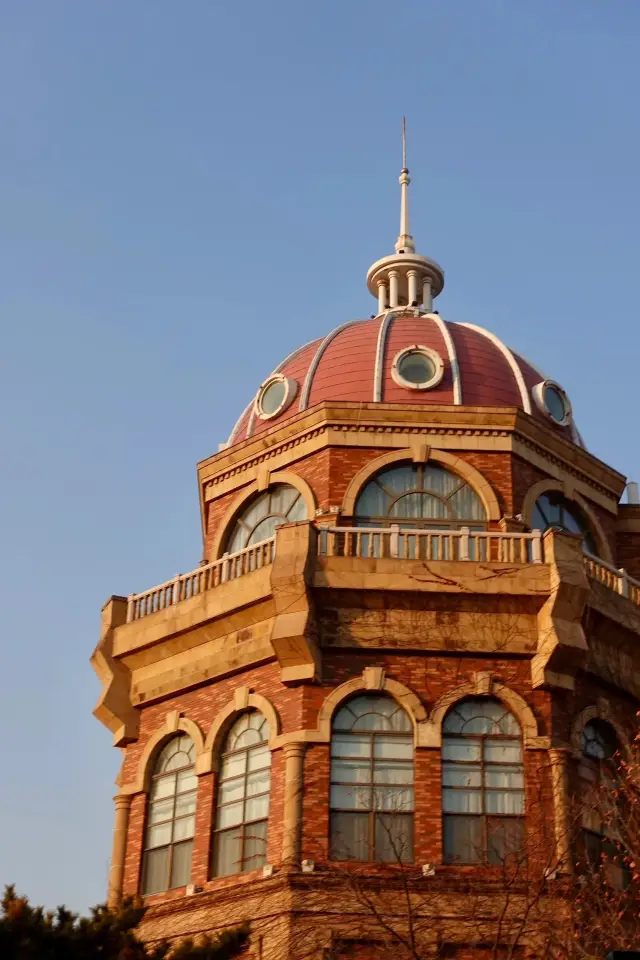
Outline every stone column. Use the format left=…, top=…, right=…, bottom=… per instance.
left=389, top=270, right=399, bottom=307
left=549, top=747, right=572, bottom=874
left=377, top=280, right=388, bottom=314
left=281, top=742, right=306, bottom=869
left=108, top=793, right=133, bottom=908
left=422, top=278, right=432, bottom=312
left=407, top=269, right=418, bottom=306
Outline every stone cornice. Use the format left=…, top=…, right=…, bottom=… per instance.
left=198, top=402, right=626, bottom=511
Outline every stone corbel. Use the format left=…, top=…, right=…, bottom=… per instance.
left=269, top=521, right=321, bottom=684
left=532, top=528, right=589, bottom=691
left=91, top=596, right=139, bottom=746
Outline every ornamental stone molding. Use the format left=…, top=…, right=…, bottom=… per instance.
left=202, top=688, right=282, bottom=772
left=122, top=711, right=207, bottom=796
left=570, top=698, right=632, bottom=759
left=520, top=477, right=613, bottom=563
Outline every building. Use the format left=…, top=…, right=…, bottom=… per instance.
left=92, top=136, right=640, bottom=958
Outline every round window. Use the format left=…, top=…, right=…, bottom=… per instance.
left=255, top=375, right=298, bottom=420
left=533, top=380, right=571, bottom=426
left=391, top=345, right=444, bottom=391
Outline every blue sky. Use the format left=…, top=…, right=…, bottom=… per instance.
left=0, top=1, right=638, bottom=913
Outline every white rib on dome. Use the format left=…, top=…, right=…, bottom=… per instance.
left=298, top=320, right=365, bottom=411
left=456, top=322, right=532, bottom=415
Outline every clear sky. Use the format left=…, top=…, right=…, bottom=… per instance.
left=0, top=1, right=638, bottom=914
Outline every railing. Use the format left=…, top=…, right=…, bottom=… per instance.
left=317, top=526, right=543, bottom=564
left=126, top=538, right=276, bottom=623
left=584, top=552, right=640, bottom=607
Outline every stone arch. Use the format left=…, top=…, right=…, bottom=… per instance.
left=209, top=471, right=317, bottom=561
left=423, top=672, right=544, bottom=749
left=202, top=687, right=282, bottom=773
left=570, top=699, right=632, bottom=760
left=520, top=478, right=613, bottom=563
left=315, top=667, right=427, bottom=742
left=123, top=711, right=206, bottom=795
left=340, top=448, right=501, bottom=522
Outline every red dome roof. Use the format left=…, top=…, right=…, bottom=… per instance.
left=228, top=313, right=580, bottom=446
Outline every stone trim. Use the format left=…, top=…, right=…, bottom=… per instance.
left=208, top=471, right=317, bottom=561
left=315, top=668, right=428, bottom=740
left=339, top=447, right=501, bottom=521
left=201, top=689, right=282, bottom=773
left=424, top=672, right=541, bottom=749
left=520, top=478, right=613, bottom=563
left=570, top=699, right=632, bottom=760
left=122, top=713, right=207, bottom=796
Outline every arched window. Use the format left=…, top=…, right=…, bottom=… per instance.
left=330, top=695, right=414, bottom=863
left=142, top=735, right=197, bottom=895
left=354, top=463, right=486, bottom=529
left=580, top=719, right=628, bottom=889
left=531, top=492, right=596, bottom=554
left=442, top=699, right=524, bottom=865
left=212, top=712, right=271, bottom=877
left=224, top=484, right=307, bottom=554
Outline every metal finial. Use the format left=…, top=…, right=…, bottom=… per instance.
left=402, top=116, right=407, bottom=170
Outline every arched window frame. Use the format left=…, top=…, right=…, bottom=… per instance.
left=329, top=694, right=415, bottom=864
left=531, top=491, right=597, bottom=554
left=212, top=711, right=272, bottom=877
left=141, top=734, right=197, bottom=895
left=223, top=484, right=307, bottom=555
left=579, top=719, right=629, bottom=890
left=442, top=698, right=525, bottom=865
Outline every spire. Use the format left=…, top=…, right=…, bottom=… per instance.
left=395, top=117, right=415, bottom=254
left=366, top=120, right=444, bottom=313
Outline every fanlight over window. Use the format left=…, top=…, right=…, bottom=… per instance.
left=354, top=464, right=486, bottom=529
left=212, top=712, right=271, bottom=877
left=142, top=735, right=197, bottom=895
left=442, top=699, right=524, bottom=865
left=225, top=484, right=307, bottom=554
left=330, top=695, right=414, bottom=864
left=531, top=492, right=596, bottom=554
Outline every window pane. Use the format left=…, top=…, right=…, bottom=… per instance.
left=485, top=791, right=524, bottom=815
left=147, top=822, right=172, bottom=849
left=331, top=784, right=371, bottom=810
left=245, top=794, right=270, bottom=822
left=151, top=775, right=176, bottom=801
left=332, top=734, right=370, bottom=759
left=484, top=766, right=524, bottom=789
left=443, top=815, right=483, bottom=864
left=175, top=791, right=197, bottom=818
left=373, top=736, right=413, bottom=761
left=174, top=814, right=195, bottom=841
left=442, top=763, right=481, bottom=788
left=484, top=742, right=522, bottom=764
left=243, top=819, right=268, bottom=870
left=487, top=817, right=524, bottom=864
left=214, top=828, right=242, bottom=877
left=234, top=729, right=262, bottom=749
left=375, top=814, right=413, bottom=863
left=373, top=786, right=414, bottom=812
left=217, top=800, right=244, bottom=829
left=149, top=797, right=175, bottom=825
left=373, top=761, right=414, bottom=785
left=142, top=846, right=169, bottom=894
left=221, top=753, right=246, bottom=780
left=247, top=769, right=271, bottom=796
left=332, top=760, right=372, bottom=784
left=248, top=744, right=271, bottom=771
left=442, top=739, right=481, bottom=762
left=176, top=770, right=198, bottom=794
left=219, top=776, right=246, bottom=806
left=330, top=812, right=369, bottom=861
left=442, top=789, right=482, bottom=814
left=170, top=839, right=193, bottom=888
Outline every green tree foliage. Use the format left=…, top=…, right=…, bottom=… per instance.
left=0, top=886, right=249, bottom=960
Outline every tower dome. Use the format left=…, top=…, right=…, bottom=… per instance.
left=228, top=122, right=580, bottom=449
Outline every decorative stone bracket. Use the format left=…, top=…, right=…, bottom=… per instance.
left=91, top=596, right=139, bottom=747
left=269, top=521, right=321, bottom=684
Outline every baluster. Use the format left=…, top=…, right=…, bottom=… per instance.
left=459, top=526, right=470, bottom=562
left=126, top=595, right=135, bottom=623
left=390, top=524, right=399, bottom=559
left=355, top=531, right=361, bottom=557
left=619, top=568, right=630, bottom=599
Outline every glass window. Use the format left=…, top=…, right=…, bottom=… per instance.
left=142, top=735, right=197, bottom=895
left=255, top=375, right=297, bottom=420
left=442, top=699, right=524, bottom=865
left=531, top=492, right=597, bottom=554
left=330, top=695, right=414, bottom=864
left=224, top=484, right=307, bottom=554
left=580, top=720, right=628, bottom=890
left=212, top=711, right=271, bottom=877
left=354, top=464, right=486, bottom=530
left=391, top=346, right=443, bottom=390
